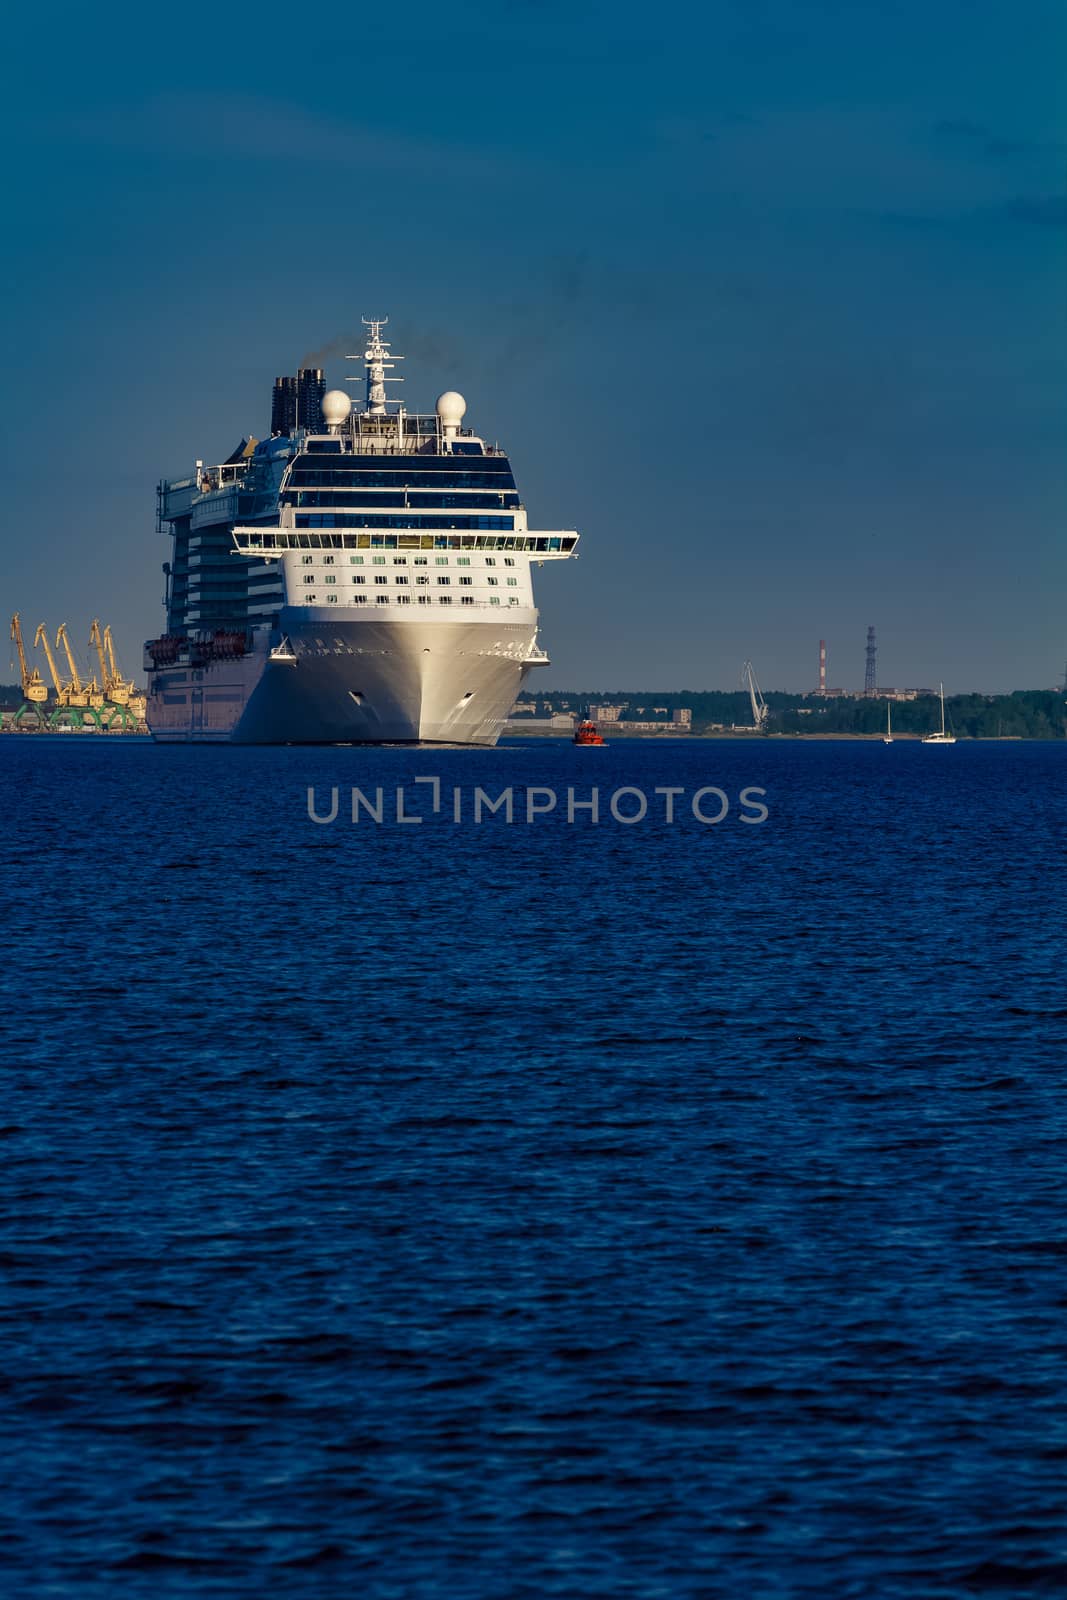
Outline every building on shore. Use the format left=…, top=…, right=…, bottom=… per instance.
left=615, top=719, right=690, bottom=734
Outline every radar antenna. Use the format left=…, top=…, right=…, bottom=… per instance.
left=345, top=316, right=404, bottom=414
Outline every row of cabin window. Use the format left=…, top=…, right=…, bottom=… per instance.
left=296, top=515, right=516, bottom=531
left=282, top=491, right=521, bottom=510
left=287, top=469, right=516, bottom=489
left=303, top=575, right=520, bottom=587
left=298, top=554, right=516, bottom=567
left=300, top=594, right=524, bottom=607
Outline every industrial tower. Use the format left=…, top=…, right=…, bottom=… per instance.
left=865, top=627, right=877, bottom=697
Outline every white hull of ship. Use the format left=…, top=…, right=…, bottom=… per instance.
left=147, top=607, right=541, bottom=745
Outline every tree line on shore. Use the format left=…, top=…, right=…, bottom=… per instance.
left=543, top=690, right=1066, bottom=739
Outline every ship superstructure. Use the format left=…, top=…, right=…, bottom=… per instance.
left=146, top=320, right=578, bottom=743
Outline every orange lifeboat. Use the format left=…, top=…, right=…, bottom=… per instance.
left=574, top=720, right=605, bottom=746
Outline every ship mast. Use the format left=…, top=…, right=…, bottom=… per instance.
left=348, top=317, right=404, bottom=414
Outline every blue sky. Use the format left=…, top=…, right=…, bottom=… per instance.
left=3, top=0, right=1064, bottom=691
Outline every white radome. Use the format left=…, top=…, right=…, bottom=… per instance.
left=321, top=389, right=352, bottom=426
left=435, top=391, right=467, bottom=430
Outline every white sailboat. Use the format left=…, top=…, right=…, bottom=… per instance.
left=883, top=701, right=893, bottom=744
left=922, top=682, right=956, bottom=744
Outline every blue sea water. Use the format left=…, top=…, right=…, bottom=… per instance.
left=2, top=736, right=1065, bottom=1599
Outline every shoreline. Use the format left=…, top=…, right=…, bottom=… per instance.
left=502, top=730, right=1028, bottom=742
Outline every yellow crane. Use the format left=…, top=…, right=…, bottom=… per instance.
left=34, top=624, right=71, bottom=708
left=104, top=623, right=146, bottom=721
left=89, top=618, right=129, bottom=708
left=89, top=619, right=112, bottom=699
left=11, top=614, right=48, bottom=705
left=55, top=624, right=95, bottom=708
left=101, top=622, right=134, bottom=705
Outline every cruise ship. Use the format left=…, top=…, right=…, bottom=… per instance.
left=145, top=321, right=579, bottom=743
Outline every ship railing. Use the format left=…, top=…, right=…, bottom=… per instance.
left=280, top=598, right=539, bottom=614
left=322, top=440, right=506, bottom=458
left=231, top=527, right=579, bottom=558
left=198, top=463, right=248, bottom=489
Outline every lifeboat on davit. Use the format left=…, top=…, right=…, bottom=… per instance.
left=573, top=720, right=605, bottom=746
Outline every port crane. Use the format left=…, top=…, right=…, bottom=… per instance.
left=53, top=624, right=87, bottom=707
left=10, top=614, right=48, bottom=711
left=89, top=619, right=118, bottom=703
left=34, top=623, right=69, bottom=706
left=88, top=619, right=145, bottom=725
left=102, top=623, right=133, bottom=704
left=105, top=624, right=145, bottom=720
left=741, top=660, right=769, bottom=731
left=56, top=624, right=103, bottom=710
